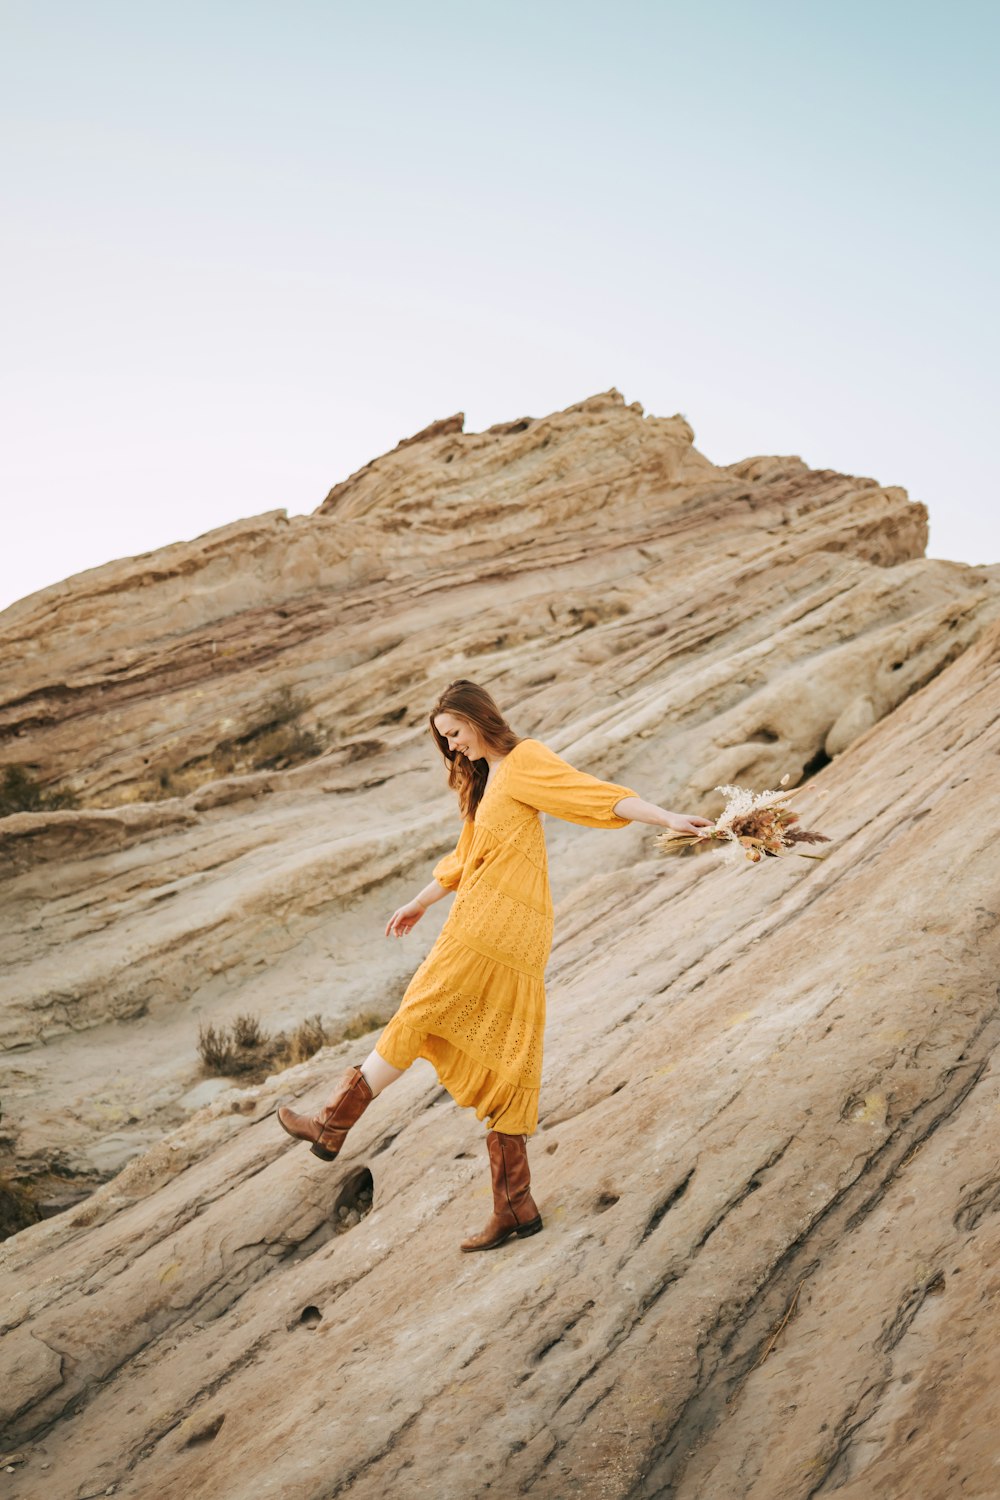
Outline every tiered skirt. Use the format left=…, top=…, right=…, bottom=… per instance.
left=375, top=928, right=545, bottom=1136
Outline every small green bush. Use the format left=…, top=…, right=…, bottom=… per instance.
left=0, top=764, right=79, bottom=818
left=149, top=686, right=325, bottom=801
left=0, top=1172, right=42, bottom=1241
left=239, top=688, right=322, bottom=771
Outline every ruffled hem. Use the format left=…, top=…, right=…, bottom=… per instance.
left=376, top=1018, right=539, bottom=1135
left=390, top=929, right=545, bottom=1081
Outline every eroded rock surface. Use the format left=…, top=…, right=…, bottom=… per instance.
left=1, top=390, right=999, bottom=1497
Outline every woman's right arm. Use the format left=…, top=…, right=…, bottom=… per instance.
left=385, top=819, right=474, bottom=937
left=385, top=878, right=451, bottom=938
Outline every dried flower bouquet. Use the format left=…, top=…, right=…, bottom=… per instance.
left=656, top=780, right=831, bottom=864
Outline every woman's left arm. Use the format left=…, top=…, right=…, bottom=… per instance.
left=612, top=796, right=714, bottom=836
left=506, top=739, right=713, bottom=835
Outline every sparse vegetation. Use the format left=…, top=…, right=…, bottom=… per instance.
left=196, top=1006, right=392, bottom=1085
left=282, top=1012, right=328, bottom=1067
left=148, top=686, right=326, bottom=801
left=196, top=1021, right=241, bottom=1074
left=231, top=1012, right=265, bottom=1048
left=235, top=686, right=323, bottom=773
left=340, top=1009, right=394, bottom=1042
left=0, top=1171, right=42, bottom=1240
left=0, top=764, right=80, bottom=819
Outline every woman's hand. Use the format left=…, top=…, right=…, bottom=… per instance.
left=613, top=796, right=715, bottom=835
left=385, top=899, right=427, bottom=938
left=661, top=810, right=715, bottom=837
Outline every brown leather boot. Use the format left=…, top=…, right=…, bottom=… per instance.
left=460, top=1129, right=543, bottom=1251
left=276, top=1064, right=374, bottom=1161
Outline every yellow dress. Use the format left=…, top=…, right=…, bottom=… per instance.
left=375, top=738, right=639, bottom=1135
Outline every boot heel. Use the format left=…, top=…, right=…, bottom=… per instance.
left=460, top=1131, right=542, bottom=1253
left=310, top=1142, right=338, bottom=1162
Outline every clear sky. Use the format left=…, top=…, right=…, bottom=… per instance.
left=2, top=0, right=997, bottom=612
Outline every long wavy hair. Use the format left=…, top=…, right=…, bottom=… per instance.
left=429, top=679, right=522, bottom=820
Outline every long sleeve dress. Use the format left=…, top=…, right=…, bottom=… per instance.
left=375, top=737, right=639, bottom=1136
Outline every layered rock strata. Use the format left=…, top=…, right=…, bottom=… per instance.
left=1, top=390, right=998, bottom=1496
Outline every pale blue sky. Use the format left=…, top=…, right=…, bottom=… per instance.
left=2, top=1, right=997, bottom=611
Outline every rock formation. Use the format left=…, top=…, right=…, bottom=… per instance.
left=1, top=390, right=998, bottom=1496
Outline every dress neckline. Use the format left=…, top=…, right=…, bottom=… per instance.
left=484, top=757, right=506, bottom=793
left=476, top=742, right=522, bottom=816
left=483, top=736, right=531, bottom=792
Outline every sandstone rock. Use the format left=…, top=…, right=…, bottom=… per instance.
left=824, top=693, right=878, bottom=757
left=1, top=391, right=998, bottom=1497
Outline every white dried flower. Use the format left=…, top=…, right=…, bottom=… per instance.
left=713, top=783, right=791, bottom=834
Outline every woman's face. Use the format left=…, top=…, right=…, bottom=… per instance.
left=434, top=713, right=488, bottom=763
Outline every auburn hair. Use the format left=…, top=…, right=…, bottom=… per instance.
left=429, top=679, right=522, bottom=821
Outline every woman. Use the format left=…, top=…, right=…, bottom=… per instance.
left=277, top=680, right=712, bottom=1251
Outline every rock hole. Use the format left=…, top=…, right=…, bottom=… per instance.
left=454, top=1150, right=474, bottom=1160
left=300, top=1306, right=322, bottom=1329
left=183, top=1413, right=225, bottom=1446
left=595, top=1191, right=620, bottom=1213
left=641, top=1166, right=695, bottom=1242
left=891, top=660, right=904, bottom=670
left=748, top=727, right=779, bottom=743
left=333, top=1166, right=374, bottom=1232
left=545, top=1141, right=559, bottom=1155
left=609, top=1080, right=628, bottom=1097
left=533, top=1300, right=596, bottom=1364
left=444, top=453, right=455, bottom=463
left=801, top=746, right=831, bottom=781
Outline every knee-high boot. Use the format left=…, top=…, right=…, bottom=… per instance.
left=460, top=1129, right=543, bottom=1251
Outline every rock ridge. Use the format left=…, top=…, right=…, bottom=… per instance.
left=0, top=390, right=998, bottom=1497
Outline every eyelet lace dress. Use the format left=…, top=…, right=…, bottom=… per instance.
left=375, top=738, right=639, bottom=1135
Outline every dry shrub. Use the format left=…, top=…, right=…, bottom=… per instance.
left=197, top=1013, right=277, bottom=1075
left=232, top=1012, right=265, bottom=1048
left=196, top=1006, right=392, bottom=1084
left=340, top=1009, right=392, bottom=1041
left=282, top=1013, right=328, bottom=1067
left=197, top=1021, right=239, bottom=1074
